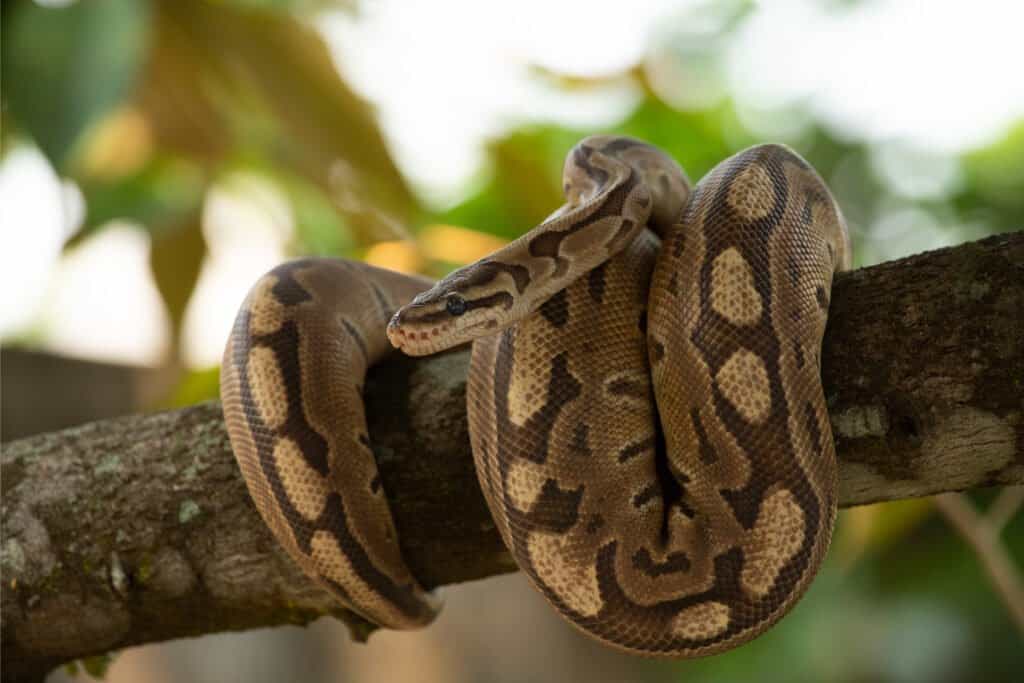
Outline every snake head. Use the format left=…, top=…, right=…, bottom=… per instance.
left=387, top=259, right=528, bottom=356
left=389, top=136, right=691, bottom=357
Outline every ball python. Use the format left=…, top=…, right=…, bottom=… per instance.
left=221, top=136, right=852, bottom=656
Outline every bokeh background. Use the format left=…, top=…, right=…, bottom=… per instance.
left=2, top=0, right=1022, bottom=681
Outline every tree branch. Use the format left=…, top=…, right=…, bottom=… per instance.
left=933, top=492, right=1024, bottom=634
left=3, top=232, right=1022, bottom=682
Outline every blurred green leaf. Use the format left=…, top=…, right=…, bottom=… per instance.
left=81, top=652, right=117, bottom=679
left=74, top=156, right=207, bottom=241
left=277, top=171, right=355, bottom=257
left=431, top=100, right=741, bottom=242
left=959, top=122, right=1024, bottom=232
left=616, top=97, right=739, bottom=181
left=138, top=0, right=417, bottom=244
left=2, top=0, right=151, bottom=169
left=229, top=157, right=355, bottom=257
left=215, top=0, right=358, bottom=12
left=432, top=126, right=580, bottom=240
left=165, top=366, right=221, bottom=407
left=865, top=499, right=1024, bottom=681
left=149, top=209, right=207, bottom=359
left=1, top=109, right=20, bottom=156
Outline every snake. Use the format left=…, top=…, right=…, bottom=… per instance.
left=220, top=136, right=852, bottom=656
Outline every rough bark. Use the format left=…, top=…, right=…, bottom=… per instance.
left=3, top=232, right=1022, bottom=682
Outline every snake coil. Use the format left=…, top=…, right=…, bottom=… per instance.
left=221, top=136, right=851, bottom=656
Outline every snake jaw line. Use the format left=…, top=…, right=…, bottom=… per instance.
left=386, top=313, right=441, bottom=356
left=387, top=306, right=504, bottom=356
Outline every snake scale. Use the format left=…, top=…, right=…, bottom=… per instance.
left=221, top=136, right=852, bottom=656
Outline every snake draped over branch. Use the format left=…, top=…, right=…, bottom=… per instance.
left=221, top=136, right=852, bottom=657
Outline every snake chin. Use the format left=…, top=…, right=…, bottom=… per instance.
left=388, top=305, right=506, bottom=355
left=388, top=318, right=496, bottom=356
left=387, top=323, right=438, bottom=356
left=389, top=336, right=441, bottom=357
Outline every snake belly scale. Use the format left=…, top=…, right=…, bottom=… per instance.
left=221, top=136, right=851, bottom=656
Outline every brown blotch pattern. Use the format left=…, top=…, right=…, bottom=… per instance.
left=528, top=533, right=604, bottom=617
left=222, top=259, right=438, bottom=630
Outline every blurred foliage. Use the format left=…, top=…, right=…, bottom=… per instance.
left=4, top=0, right=1022, bottom=366
left=4, top=0, right=416, bottom=367
left=2, top=0, right=151, bottom=167
left=162, top=365, right=221, bottom=409
left=2, top=1, right=1022, bottom=681
left=961, top=121, right=1024, bottom=232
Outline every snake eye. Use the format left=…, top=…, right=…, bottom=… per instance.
left=446, top=295, right=467, bottom=316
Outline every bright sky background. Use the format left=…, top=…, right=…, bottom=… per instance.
left=2, top=0, right=1022, bottom=367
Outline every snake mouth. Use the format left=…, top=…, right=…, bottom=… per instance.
left=387, top=313, right=501, bottom=356
left=386, top=318, right=454, bottom=356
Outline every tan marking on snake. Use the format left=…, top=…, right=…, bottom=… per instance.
left=671, top=602, right=731, bottom=640
left=503, top=316, right=555, bottom=427
left=505, top=460, right=547, bottom=512
left=741, top=488, right=806, bottom=598
left=528, top=533, right=603, bottom=618
left=726, top=163, right=774, bottom=220
left=309, top=530, right=359, bottom=588
left=308, top=529, right=410, bottom=627
left=716, top=349, right=772, bottom=424
left=246, top=346, right=289, bottom=429
left=247, top=276, right=287, bottom=336
left=710, top=247, right=763, bottom=325
left=274, top=438, right=328, bottom=520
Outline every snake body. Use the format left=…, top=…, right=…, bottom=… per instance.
left=221, top=137, right=851, bottom=655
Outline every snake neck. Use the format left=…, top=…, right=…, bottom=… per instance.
left=389, top=136, right=693, bottom=356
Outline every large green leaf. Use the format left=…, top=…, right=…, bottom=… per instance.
left=149, top=209, right=207, bottom=359
left=134, top=0, right=416, bottom=244
left=2, top=0, right=151, bottom=169
left=959, top=121, right=1024, bottom=232
left=75, top=156, right=207, bottom=239
left=272, top=169, right=355, bottom=257
left=431, top=125, right=581, bottom=241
